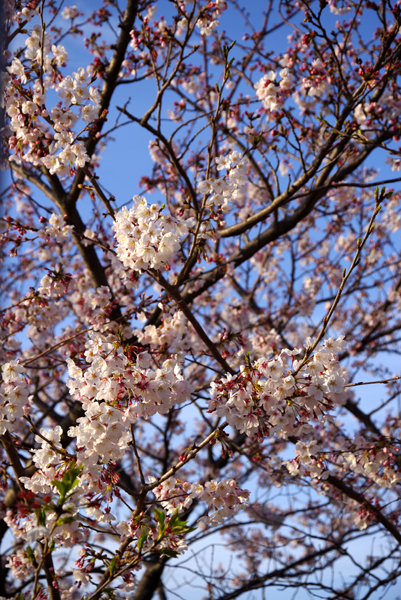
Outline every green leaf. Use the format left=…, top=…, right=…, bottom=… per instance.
left=56, top=515, right=75, bottom=526
left=137, top=527, right=149, bottom=553
left=167, top=510, right=196, bottom=535
left=62, top=465, right=82, bottom=490
left=52, top=479, right=66, bottom=497
left=35, top=508, right=46, bottom=527
left=109, top=556, right=117, bottom=574
left=172, top=524, right=196, bottom=535
left=167, top=510, right=182, bottom=530
left=26, top=546, right=35, bottom=563
left=52, top=465, right=82, bottom=506
left=154, top=508, right=166, bottom=534
left=159, top=548, right=179, bottom=558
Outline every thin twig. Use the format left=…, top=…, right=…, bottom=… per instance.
left=130, top=424, right=145, bottom=486
left=293, top=192, right=383, bottom=376
left=345, top=375, right=401, bottom=388
left=83, top=168, right=116, bottom=221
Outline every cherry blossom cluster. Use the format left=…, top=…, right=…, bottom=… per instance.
left=319, top=485, right=377, bottom=532
left=254, top=68, right=295, bottom=112
left=17, top=427, right=72, bottom=497
left=285, top=440, right=328, bottom=480
left=5, top=492, right=84, bottom=550
left=333, top=435, right=401, bottom=489
left=198, top=151, right=248, bottom=210
left=113, top=195, right=195, bottom=272
left=208, top=337, right=347, bottom=441
left=196, top=0, right=227, bottom=36
left=0, top=361, right=30, bottom=435
left=6, top=549, right=37, bottom=581
left=37, top=269, right=67, bottom=299
left=2, top=291, right=69, bottom=363
left=115, top=511, right=189, bottom=563
left=19, top=462, right=58, bottom=497
left=189, top=478, right=250, bottom=530
left=6, top=471, right=85, bottom=558
left=61, top=5, right=81, bottom=20
left=134, top=310, right=193, bottom=356
left=352, top=93, right=401, bottom=132
left=4, top=21, right=101, bottom=175
left=196, top=16, right=219, bottom=37
left=294, top=58, right=332, bottom=111
left=11, top=2, right=39, bottom=22
left=152, top=476, right=250, bottom=529
left=285, top=415, right=401, bottom=488
left=38, top=213, right=74, bottom=244
left=67, top=280, right=118, bottom=332
left=36, top=215, right=74, bottom=297
left=345, top=498, right=377, bottom=531
left=249, top=329, right=282, bottom=359
left=151, top=477, right=194, bottom=514
left=63, top=332, right=191, bottom=477
left=24, top=425, right=64, bottom=475
left=327, top=0, right=352, bottom=14
left=254, top=58, right=333, bottom=117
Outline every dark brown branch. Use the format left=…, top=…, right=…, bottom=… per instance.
left=180, top=129, right=392, bottom=308
left=8, top=161, right=121, bottom=319
left=132, top=557, right=167, bottom=600
left=326, top=473, right=401, bottom=545
left=208, top=543, right=341, bottom=600
left=42, top=551, right=61, bottom=600
left=343, top=400, right=381, bottom=437
left=219, top=125, right=393, bottom=238
left=66, top=0, right=140, bottom=206
left=152, top=271, right=235, bottom=375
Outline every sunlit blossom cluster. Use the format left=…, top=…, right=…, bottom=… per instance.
left=334, top=435, right=401, bottom=489
left=64, top=330, right=192, bottom=458
left=254, top=68, right=295, bottom=112
left=152, top=476, right=250, bottom=529
left=6, top=549, right=36, bottom=581
left=0, top=361, right=30, bottom=435
left=208, top=337, right=347, bottom=442
left=135, top=309, right=193, bottom=356
left=197, top=151, right=248, bottom=210
left=196, top=0, right=227, bottom=36
left=113, top=195, right=195, bottom=271
left=3, top=25, right=101, bottom=176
